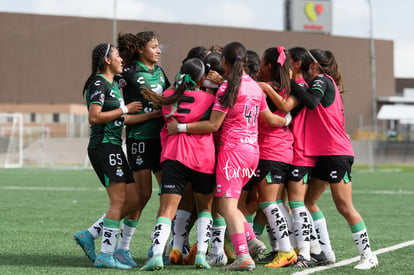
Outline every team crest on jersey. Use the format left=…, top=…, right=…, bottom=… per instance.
left=136, top=156, right=143, bottom=166
left=159, top=74, right=165, bottom=83
left=118, top=78, right=127, bottom=88
left=116, top=166, right=124, bottom=177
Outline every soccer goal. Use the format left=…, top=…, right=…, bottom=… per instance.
left=0, top=113, right=23, bottom=168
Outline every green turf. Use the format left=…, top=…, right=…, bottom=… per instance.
left=0, top=165, right=413, bottom=274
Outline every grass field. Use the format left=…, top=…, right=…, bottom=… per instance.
left=1, top=165, right=414, bottom=274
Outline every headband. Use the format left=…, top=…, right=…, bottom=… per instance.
left=277, top=46, right=286, bottom=65
left=104, top=43, right=111, bottom=58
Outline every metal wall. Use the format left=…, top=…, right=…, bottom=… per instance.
left=0, top=12, right=394, bottom=135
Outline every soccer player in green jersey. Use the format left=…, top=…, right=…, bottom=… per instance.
left=74, top=43, right=143, bottom=269
left=117, top=31, right=170, bottom=255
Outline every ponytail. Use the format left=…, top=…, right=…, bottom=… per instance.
left=82, top=43, right=112, bottom=96
left=219, top=42, right=247, bottom=108
left=262, top=47, right=291, bottom=98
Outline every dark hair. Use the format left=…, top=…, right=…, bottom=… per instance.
left=142, top=58, right=205, bottom=106
left=204, top=51, right=224, bottom=76
left=209, top=44, right=223, bottom=53
left=82, top=43, right=113, bottom=96
left=262, top=47, right=291, bottom=98
left=288, top=47, right=314, bottom=84
left=218, top=41, right=247, bottom=108
left=117, top=32, right=139, bottom=66
left=246, top=50, right=260, bottom=80
left=182, top=46, right=208, bottom=63
left=310, top=49, right=343, bottom=91
left=136, top=31, right=158, bottom=55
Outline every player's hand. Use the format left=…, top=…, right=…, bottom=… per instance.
left=167, top=117, right=179, bottom=135
left=127, top=101, right=142, bottom=113
left=206, top=70, right=224, bottom=85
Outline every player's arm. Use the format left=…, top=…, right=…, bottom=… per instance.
left=293, top=76, right=325, bottom=109
left=124, top=110, right=162, bottom=125
left=259, top=107, right=288, bottom=127
left=89, top=101, right=142, bottom=125
left=258, top=81, right=299, bottom=112
left=167, top=110, right=226, bottom=135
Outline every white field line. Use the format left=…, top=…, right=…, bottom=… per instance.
left=292, top=240, right=414, bottom=275
left=0, top=186, right=105, bottom=191
left=1, top=186, right=412, bottom=195
left=0, top=185, right=160, bottom=192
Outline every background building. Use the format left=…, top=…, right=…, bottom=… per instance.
left=0, top=12, right=398, bottom=165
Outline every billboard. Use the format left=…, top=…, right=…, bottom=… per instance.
left=285, top=0, right=332, bottom=34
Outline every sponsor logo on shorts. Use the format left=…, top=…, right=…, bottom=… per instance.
left=223, top=159, right=257, bottom=181
left=164, top=184, right=176, bottom=189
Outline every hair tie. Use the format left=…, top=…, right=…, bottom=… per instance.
left=183, top=74, right=197, bottom=87
left=277, top=46, right=286, bottom=65
left=235, top=56, right=242, bottom=61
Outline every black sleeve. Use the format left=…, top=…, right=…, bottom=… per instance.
left=290, top=77, right=325, bottom=110
left=161, top=67, right=171, bottom=89
left=88, top=77, right=105, bottom=105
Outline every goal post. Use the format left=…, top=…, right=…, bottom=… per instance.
left=0, top=113, right=23, bottom=168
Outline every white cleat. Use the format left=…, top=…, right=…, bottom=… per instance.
left=207, top=252, right=228, bottom=266
left=354, top=253, right=378, bottom=270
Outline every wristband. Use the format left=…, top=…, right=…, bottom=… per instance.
left=177, top=123, right=188, bottom=133
left=121, top=105, right=128, bottom=114
left=284, top=112, right=292, bottom=126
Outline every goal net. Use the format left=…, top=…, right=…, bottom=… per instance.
left=0, top=113, right=23, bottom=168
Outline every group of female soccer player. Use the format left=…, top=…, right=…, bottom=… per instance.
left=73, top=30, right=379, bottom=271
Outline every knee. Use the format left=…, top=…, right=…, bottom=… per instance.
left=110, top=195, right=127, bottom=209
left=335, top=202, right=354, bottom=218
left=139, top=186, right=152, bottom=203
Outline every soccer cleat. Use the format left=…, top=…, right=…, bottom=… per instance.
left=291, top=254, right=313, bottom=268
left=324, top=250, right=336, bottom=264
left=184, top=243, right=197, bottom=265
left=169, top=248, right=184, bottom=265
left=94, top=252, right=132, bottom=269
left=222, top=254, right=255, bottom=271
left=147, top=244, right=154, bottom=258
left=207, top=252, right=228, bottom=266
left=354, top=252, right=378, bottom=270
left=247, top=238, right=267, bottom=261
left=311, top=251, right=331, bottom=266
left=224, top=234, right=236, bottom=263
left=194, top=252, right=211, bottom=269
left=113, top=249, right=137, bottom=267
left=257, top=250, right=278, bottom=263
left=73, top=230, right=96, bottom=262
left=265, top=248, right=297, bottom=268
left=140, top=254, right=164, bottom=271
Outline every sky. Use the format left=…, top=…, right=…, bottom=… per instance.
left=0, top=0, right=413, bottom=78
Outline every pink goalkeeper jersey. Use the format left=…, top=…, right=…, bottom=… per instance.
left=160, top=88, right=216, bottom=174
left=304, top=74, right=354, bottom=157
left=213, top=73, right=268, bottom=154
left=258, top=84, right=293, bottom=164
